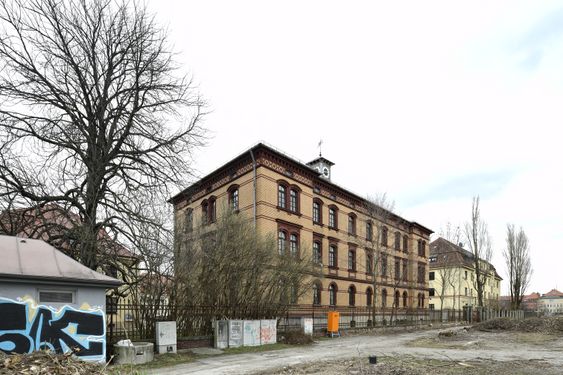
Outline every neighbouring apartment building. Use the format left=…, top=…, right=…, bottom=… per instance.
left=428, top=238, right=502, bottom=310
left=170, top=143, right=433, bottom=311
left=538, top=289, right=563, bottom=315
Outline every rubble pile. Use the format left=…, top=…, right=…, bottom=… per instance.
left=0, top=350, right=106, bottom=375
left=475, top=316, right=563, bottom=334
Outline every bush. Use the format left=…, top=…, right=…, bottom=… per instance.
left=279, top=331, right=314, bottom=345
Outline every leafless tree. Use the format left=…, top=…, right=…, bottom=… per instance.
left=464, top=196, right=493, bottom=307
left=0, top=0, right=204, bottom=271
left=503, top=224, right=532, bottom=310
left=435, top=223, right=462, bottom=315
left=362, top=193, right=396, bottom=324
left=175, top=207, right=319, bottom=320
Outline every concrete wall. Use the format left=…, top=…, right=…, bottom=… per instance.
left=0, top=281, right=107, bottom=362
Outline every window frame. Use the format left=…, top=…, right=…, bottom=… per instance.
left=328, top=244, right=337, bottom=268
left=348, top=248, right=356, bottom=272
left=328, top=205, right=338, bottom=230
left=348, top=285, right=356, bottom=306
left=329, top=283, right=337, bottom=306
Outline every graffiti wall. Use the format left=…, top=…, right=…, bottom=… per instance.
left=0, top=297, right=106, bottom=362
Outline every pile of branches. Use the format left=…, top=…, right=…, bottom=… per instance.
left=0, top=351, right=106, bottom=375
left=475, top=316, right=563, bottom=334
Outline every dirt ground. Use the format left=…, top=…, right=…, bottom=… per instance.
left=252, top=322, right=563, bottom=375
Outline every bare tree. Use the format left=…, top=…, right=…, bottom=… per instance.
left=435, top=223, right=462, bottom=315
left=464, top=196, right=493, bottom=307
left=0, top=0, right=204, bottom=270
left=175, top=207, right=319, bottom=319
left=363, top=193, right=396, bottom=324
left=503, top=224, right=532, bottom=310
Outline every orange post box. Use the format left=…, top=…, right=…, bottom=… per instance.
left=327, top=311, right=340, bottom=334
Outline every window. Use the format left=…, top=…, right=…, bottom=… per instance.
left=329, top=245, right=337, bottom=268
left=39, top=290, right=74, bottom=304
left=381, top=254, right=388, bottom=277
left=394, top=291, right=400, bottom=307
left=313, top=282, right=322, bottom=305
left=418, top=240, right=426, bottom=257
left=417, top=293, right=425, bottom=308
left=418, top=263, right=425, bottom=283
left=278, top=230, right=287, bottom=255
left=429, top=256, right=437, bottom=263
left=201, top=200, right=208, bottom=224
left=403, top=235, right=408, bottom=252
left=209, top=197, right=216, bottom=223
left=366, top=252, right=373, bottom=274
left=289, top=233, right=299, bottom=257
left=289, top=189, right=298, bottom=213
left=394, top=258, right=400, bottom=280
left=429, top=288, right=435, bottom=297
left=348, top=249, right=356, bottom=271
left=348, top=285, right=356, bottom=306
left=313, top=241, right=322, bottom=264
left=228, top=185, right=239, bottom=211
left=366, top=288, right=373, bottom=306
left=464, top=270, right=468, bottom=280
left=429, top=303, right=435, bottom=310
left=328, top=206, right=338, bottom=229
left=403, top=291, right=408, bottom=307
left=465, top=287, right=468, bottom=296
left=394, top=232, right=401, bottom=250
left=366, top=222, right=373, bottom=241
left=313, top=200, right=321, bottom=224
left=402, top=259, right=408, bottom=281
left=429, top=271, right=435, bottom=281
left=381, top=226, right=388, bottom=246
left=184, top=208, right=193, bottom=232
left=382, top=289, right=387, bottom=308
left=278, top=184, right=286, bottom=208
left=348, top=214, right=356, bottom=235
left=329, top=283, right=337, bottom=306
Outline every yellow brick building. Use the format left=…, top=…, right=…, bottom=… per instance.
left=170, top=143, right=433, bottom=311
left=428, top=238, right=502, bottom=310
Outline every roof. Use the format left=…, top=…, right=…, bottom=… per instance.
left=0, top=235, right=122, bottom=288
left=430, top=237, right=502, bottom=280
left=169, top=142, right=433, bottom=235
left=542, top=289, right=563, bottom=298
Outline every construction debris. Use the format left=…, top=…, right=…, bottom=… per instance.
left=0, top=350, right=106, bottom=375
left=474, top=316, right=563, bottom=334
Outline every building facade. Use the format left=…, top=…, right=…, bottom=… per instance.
left=538, top=289, right=563, bottom=315
left=170, top=143, right=433, bottom=312
left=428, top=238, right=502, bottom=310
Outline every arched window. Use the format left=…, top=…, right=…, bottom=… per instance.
left=289, top=233, right=298, bottom=257
left=381, top=289, right=387, bottom=308
left=348, top=285, right=356, bottom=306
left=394, top=232, right=401, bottom=250
left=366, top=287, right=373, bottom=306
left=403, top=235, right=408, bottom=252
left=366, top=221, right=373, bottom=241
left=312, top=198, right=323, bottom=224
left=381, top=226, right=388, bottom=246
left=328, top=245, right=337, bottom=268
left=201, top=200, right=208, bottom=225
left=366, top=252, right=374, bottom=274
left=348, top=214, right=356, bottom=235
left=278, top=230, right=287, bottom=255
left=417, top=293, right=425, bottom=308
left=328, top=205, right=338, bottom=229
left=329, top=283, right=337, bottom=306
left=313, top=241, right=322, bottom=264
left=312, top=281, right=322, bottom=305
left=289, top=189, right=298, bottom=213
left=228, top=185, right=239, bottom=211
left=403, top=291, right=408, bottom=307
left=394, top=290, right=400, bottom=307
left=278, top=184, right=287, bottom=208
left=208, top=197, right=216, bottom=223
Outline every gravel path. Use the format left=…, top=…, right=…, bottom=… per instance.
left=149, top=327, right=563, bottom=375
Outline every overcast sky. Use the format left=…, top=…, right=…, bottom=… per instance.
left=148, top=0, right=563, bottom=295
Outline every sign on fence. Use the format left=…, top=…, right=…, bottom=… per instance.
left=228, top=320, right=243, bottom=348
left=260, top=319, right=277, bottom=344
left=302, top=317, right=313, bottom=335
left=243, top=320, right=261, bottom=346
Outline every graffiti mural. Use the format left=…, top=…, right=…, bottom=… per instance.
left=0, top=297, right=106, bottom=362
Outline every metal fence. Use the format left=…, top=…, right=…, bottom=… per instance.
left=106, top=302, right=524, bottom=346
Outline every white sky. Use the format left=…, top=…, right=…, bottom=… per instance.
left=148, top=0, right=563, bottom=295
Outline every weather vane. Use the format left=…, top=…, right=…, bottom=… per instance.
left=318, top=139, right=323, bottom=156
